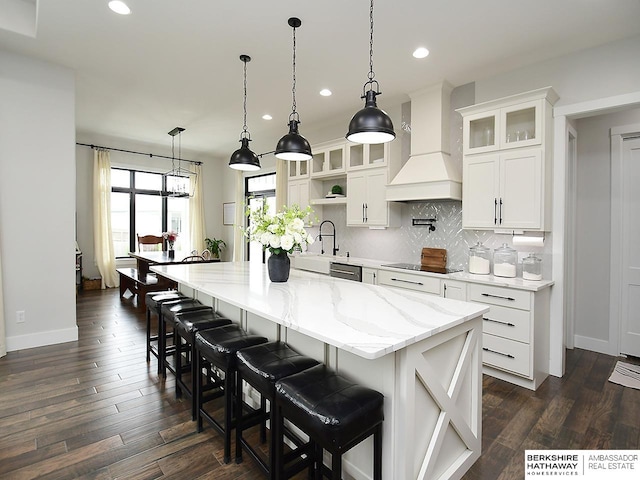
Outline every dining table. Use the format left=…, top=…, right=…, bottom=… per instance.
left=128, top=250, right=221, bottom=279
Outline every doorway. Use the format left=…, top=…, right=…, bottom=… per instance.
left=611, top=128, right=640, bottom=357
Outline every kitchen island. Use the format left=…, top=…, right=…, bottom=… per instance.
left=152, top=261, right=488, bottom=480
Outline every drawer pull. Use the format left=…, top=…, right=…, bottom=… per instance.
left=481, top=293, right=515, bottom=301
left=483, top=317, right=515, bottom=327
left=483, top=347, right=515, bottom=359
left=391, top=278, right=423, bottom=286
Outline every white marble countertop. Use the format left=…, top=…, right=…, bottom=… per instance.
left=151, top=261, right=488, bottom=360
left=292, top=253, right=554, bottom=292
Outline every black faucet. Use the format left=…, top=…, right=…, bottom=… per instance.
left=318, top=220, right=339, bottom=256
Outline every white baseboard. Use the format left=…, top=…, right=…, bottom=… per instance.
left=573, top=334, right=615, bottom=356
left=6, top=326, right=78, bottom=352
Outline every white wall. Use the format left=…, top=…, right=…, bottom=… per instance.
left=0, top=50, right=77, bottom=351
left=75, top=133, right=226, bottom=277
left=573, top=107, right=640, bottom=351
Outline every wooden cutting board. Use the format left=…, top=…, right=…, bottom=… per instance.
left=421, top=248, right=447, bottom=269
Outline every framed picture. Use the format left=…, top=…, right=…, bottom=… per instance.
left=223, top=202, right=235, bottom=226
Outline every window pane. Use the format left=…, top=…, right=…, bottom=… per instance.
left=111, top=192, right=130, bottom=257
left=167, top=197, right=190, bottom=251
left=247, top=174, right=276, bottom=193
left=111, top=168, right=130, bottom=188
left=135, top=171, right=162, bottom=191
left=135, top=194, right=162, bottom=246
left=248, top=195, right=276, bottom=263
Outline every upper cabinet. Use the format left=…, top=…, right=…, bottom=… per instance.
left=310, top=140, right=346, bottom=179
left=347, top=142, right=388, bottom=170
left=288, top=159, right=309, bottom=180
left=457, top=87, right=558, bottom=231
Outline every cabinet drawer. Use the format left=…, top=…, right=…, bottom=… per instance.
left=377, top=270, right=440, bottom=295
left=478, top=304, right=531, bottom=343
left=468, top=283, right=531, bottom=310
left=483, top=333, right=531, bottom=378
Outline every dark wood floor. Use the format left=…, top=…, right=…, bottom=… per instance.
left=0, top=289, right=638, bottom=479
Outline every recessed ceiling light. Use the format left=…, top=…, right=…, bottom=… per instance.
left=319, top=89, right=332, bottom=97
left=413, top=47, right=430, bottom=59
left=262, top=114, right=273, bottom=120
left=108, top=1, right=131, bottom=15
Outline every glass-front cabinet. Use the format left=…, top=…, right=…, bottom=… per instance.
left=311, top=140, right=345, bottom=178
left=462, top=95, right=549, bottom=155
left=288, top=159, right=309, bottom=180
left=347, top=142, right=388, bottom=170
left=458, top=87, right=559, bottom=232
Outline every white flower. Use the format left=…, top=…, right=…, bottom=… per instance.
left=243, top=202, right=314, bottom=254
left=280, top=234, right=294, bottom=251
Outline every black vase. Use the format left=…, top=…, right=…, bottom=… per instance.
left=267, top=252, right=290, bottom=282
left=168, top=249, right=175, bottom=259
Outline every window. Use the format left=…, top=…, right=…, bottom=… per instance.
left=111, top=168, right=190, bottom=257
left=246, top=173, right=276, bottom=263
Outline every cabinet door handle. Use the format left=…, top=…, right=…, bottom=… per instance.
left=499, top=198, right=503, bottom=224
left=494, top=198, right=498, bottom=225
left=481, top=293, right=516, bottom=301
left=483, top=347, right=515, bottom=359
left=390, top=277, right=423, bottom=286
left=364, top=203, right=368, bottom=222
left=483, top=317, right=515, bottom=327
left=362, top=203, right=365, bottom=223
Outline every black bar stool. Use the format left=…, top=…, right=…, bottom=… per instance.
left=145, top=290, right=186, bottom=374
left=194, top=325, right=269, bottom=463
left=173, top=309, right=232, bottom=419
left=160, top=299, right=212, bottom=378
left=275, top=364, right=384, bottom=480
left=235, top=341, right=320, bottom=479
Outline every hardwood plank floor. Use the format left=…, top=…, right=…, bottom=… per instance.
left=1, top=288, right=638, bottom=479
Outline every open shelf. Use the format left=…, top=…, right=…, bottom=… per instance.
left=310, top=197, right=347, bottom=205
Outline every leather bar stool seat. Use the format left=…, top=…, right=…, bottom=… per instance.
left=160, top=299, right=212, bottom=378
left=172, top=309, right=232, bottom=419
left=275, top=364, right=384, bottom=480
left=235, top=341, right=320, bottom=478
left=145, top=290, right=187, bottom=373
left=194, top=325, right=268, bottom=464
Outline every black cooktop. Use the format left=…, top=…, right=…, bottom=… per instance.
left=381, top=263, right=462, bottom=275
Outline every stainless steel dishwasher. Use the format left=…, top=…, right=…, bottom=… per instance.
left=329, top=262, right=362, bottom=282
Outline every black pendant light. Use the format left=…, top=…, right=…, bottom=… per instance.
left=229, top=54, right=261, bottom=171
left=275, top=17, right=312, bottom=161
left=346, top=0, right=395, bottom=144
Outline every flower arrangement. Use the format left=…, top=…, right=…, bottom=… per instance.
left=244, top=202, right=314, bottom=255
left=162, top=231, right=178, bottom=250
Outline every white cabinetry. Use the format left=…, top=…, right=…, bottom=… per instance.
left=362, top=267, right=378, bottom=285
left=458, top=87, right=558, bottom=231
left=287, top=179, right=322, bottom=225
left=288, top=159, right=309, bottom=180
left=347, top=142, right=388, bottom=170
left=467, top=283, right=550, bottom=390
left=311, top=140, right=346, bottom=178
left=441, top=279, right=467, bottom=300
left=377, top=269, right=440, bottom=295
left=347, top=168, right=400, bottom=227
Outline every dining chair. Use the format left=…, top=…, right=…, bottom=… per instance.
left=137, top=234, right=164, bottom=252
left=182, top=255, right=205, bottom=262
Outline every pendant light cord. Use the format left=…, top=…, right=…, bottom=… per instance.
left=242, top=58, right=249, bottom=138
left=290, top=22, right=298, bottom=121
left=368, top=0, right=375, bottom=82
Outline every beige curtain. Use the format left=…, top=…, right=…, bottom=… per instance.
left=233, top=171, right=245, bottom=261
left=189, top=164, right=206, bottom=252
left=93, top=149, right=119, bottom=288
left=0, top=243, right=6, bottom=358
left=275, top=159, right=288, bottom=211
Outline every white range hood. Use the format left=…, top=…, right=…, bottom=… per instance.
left=386, top=81, right=462, bottom=202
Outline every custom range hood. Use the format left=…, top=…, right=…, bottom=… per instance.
left=386, top=81, right=462, bottom=202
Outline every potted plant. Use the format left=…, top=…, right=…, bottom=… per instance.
left=204, top=237, right=227, bottom=259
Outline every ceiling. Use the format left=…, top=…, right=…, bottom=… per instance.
left=2, top=0, right=640, bottom=159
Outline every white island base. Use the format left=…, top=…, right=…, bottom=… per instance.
left=152, top=262, right=486, bottom=480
